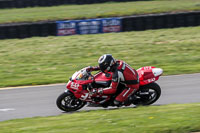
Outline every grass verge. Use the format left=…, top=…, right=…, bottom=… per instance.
left=0, top=0, right=200, bottom=24
left=0, top=26, right=200, bottom=87
left=0, top=103, right=200, bottom=133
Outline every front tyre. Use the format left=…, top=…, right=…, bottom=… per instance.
left=56, top=91, right=86, bottom=112
left=133, top=82, right=161, bottom=105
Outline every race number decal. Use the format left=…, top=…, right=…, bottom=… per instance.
left=70, top=82, right=79, bottom=90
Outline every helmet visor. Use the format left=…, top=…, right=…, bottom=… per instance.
left=99, top=63, right=109, bottom=72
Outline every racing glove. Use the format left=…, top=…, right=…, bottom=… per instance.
left=85, top=66, right=100, bottom=72
left=90, top=88, right=103, bottom=97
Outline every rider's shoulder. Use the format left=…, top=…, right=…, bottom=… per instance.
left=116, top=60, right=125, bottom=70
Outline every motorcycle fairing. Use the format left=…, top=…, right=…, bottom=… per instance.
left=137, top=66, right=163, bottom=86
left=93, top=72, right=112, bottom=87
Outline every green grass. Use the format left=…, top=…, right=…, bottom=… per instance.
left=0, top=26, right=200, bottom=87
left=0, top=103, right=200, bottom=133
left=0, top=0, right=200, bottom=24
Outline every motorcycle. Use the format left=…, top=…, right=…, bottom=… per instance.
left=56, top=66, right=163, bottom=112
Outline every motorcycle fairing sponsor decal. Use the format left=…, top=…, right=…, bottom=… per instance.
left=70, top=82, right=79, bottom=90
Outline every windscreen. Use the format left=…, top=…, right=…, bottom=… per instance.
left=71, top=69, right=88, bottom=80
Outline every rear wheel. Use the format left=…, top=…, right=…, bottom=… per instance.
left=133, top=82, right=161, bottom=105
left=56, top=91, right=86, bottom=112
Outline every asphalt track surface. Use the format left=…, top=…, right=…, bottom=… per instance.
left=0, top=73, right=200, bottom=122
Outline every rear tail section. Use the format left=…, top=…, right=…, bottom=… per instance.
left=137, top=66, right=163, bottom=86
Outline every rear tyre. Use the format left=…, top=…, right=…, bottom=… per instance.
left=133, top=82, right=161, bottom=105
left=56, top=91, right=86, bottom=112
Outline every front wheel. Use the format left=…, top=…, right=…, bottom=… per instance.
left=133, top=82, right=161, bottom=105
left=56, top=91, right=86, bottom=112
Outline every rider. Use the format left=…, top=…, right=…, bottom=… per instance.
left=86, top=54, right=139, bottom=106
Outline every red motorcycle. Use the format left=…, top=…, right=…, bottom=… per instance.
left=56, top=66, right=163, bottom=112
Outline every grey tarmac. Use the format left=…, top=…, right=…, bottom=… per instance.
left=0, top=73, right=200, bottom=122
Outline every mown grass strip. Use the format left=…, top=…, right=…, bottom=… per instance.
left=0, top=0, right=200, bottom=24
left=0, top=103, right=200, bottom=133
left=0, top=26, right=200, bottom=87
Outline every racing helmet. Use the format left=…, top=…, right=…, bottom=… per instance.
left=98, top=54, right=116, bottom=72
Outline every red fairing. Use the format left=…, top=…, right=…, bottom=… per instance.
left=94, top=72, right=112, bottom=82
left=74, top=80, right=93, bottom=85
left=66, top=81, right=86, bottom=99
left=137, top=66, right=163, bottom=86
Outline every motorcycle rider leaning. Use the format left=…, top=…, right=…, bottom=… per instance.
left=86, top=54, right=139, bottom=106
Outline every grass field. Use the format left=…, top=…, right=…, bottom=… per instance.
left=0, top=103, right=200, bottom=133
left=0, top=0, right=200, bottom=24
left=0, top=26, right=200, bottom=87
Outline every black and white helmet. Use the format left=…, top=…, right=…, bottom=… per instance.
left=98, top=54, right=115, bottom=72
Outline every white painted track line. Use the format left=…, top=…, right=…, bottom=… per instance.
left=0, top=83, right=66, bottom=91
